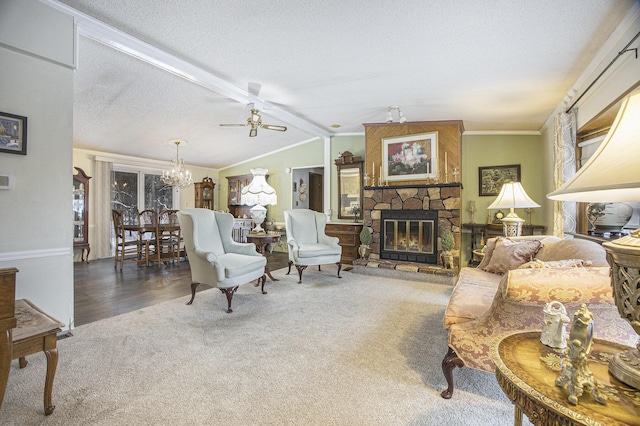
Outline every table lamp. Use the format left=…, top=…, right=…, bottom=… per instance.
left=240, top=168, right=277, bottom=234
left=548, top=89, right=640, bottom=390
left=487, top=181, right=540, bottom=236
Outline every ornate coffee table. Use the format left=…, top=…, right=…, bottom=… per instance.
left=491, top=331, right=640, bottom=426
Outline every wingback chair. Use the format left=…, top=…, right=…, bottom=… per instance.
left=284, top=209, right=342, bottom=283
left=177, top=208, right=267, bottom=313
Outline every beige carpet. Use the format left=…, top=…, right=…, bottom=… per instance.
left=0, top=267, right=531, bottom=425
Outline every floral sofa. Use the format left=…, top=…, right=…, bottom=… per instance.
left=440, top=235, right=637, bottom=399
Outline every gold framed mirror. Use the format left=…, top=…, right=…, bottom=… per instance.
left=335, top=151, right=364, bottom=220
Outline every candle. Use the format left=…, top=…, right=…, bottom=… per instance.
left=380, top=166, right=383, bottom=183
left=444, top=152, right=448, bottom=177
left=372, top=162, right=375, bottom=182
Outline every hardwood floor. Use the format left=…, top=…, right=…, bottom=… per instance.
left=73, top=251, right=290, bottom=326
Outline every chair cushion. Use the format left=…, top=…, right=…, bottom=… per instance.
left=218, top=253, right=266, bottom=278
left=296, top=243, right=341, bottom=258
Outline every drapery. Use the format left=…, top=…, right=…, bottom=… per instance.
left=552, top=110, right=577, bottom=237
left=94, top=159, right=113, bottom=259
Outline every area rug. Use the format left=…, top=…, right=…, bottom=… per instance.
left=0, top=267, right=530, bottom=425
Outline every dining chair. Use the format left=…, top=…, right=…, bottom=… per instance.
left=112, top=210, right=145, bottom=270
left=158, top=209, right=181, bottom=265
left=138, top=209, right=159, bottom=266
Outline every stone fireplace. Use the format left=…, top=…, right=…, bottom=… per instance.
left=362, top=183, right=461, bottom=267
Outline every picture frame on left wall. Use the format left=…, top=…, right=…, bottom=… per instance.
left=0, top=112, right=27, bottom=155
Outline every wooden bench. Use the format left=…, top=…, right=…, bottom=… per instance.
left=12, top=299, right=65, bottom=415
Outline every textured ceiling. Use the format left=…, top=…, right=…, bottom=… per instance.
left=54, top=0, right=636, bottom=169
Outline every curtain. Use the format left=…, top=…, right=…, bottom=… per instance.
left=94, top=159, right=113, bottom=259
left=552, top=110, right=577, bottom=237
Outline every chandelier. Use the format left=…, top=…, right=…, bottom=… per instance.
left=161, top=139, right=193, bottom=190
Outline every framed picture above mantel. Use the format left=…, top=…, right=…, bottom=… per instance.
left=382, top=132, right=437, bottom=182
left=478, top=164, right=521, bottom=196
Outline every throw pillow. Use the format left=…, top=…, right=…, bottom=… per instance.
left=483, top=239, right=542, bottom=274
left=536, top=238, right=607, bottom=267
left=476, top=237, right=502, bottom=270
left=518, top=258, right=593, bottom=269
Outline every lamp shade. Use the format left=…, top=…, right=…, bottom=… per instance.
left=487, top=181, right=540, bottom=210
left=240, top=168, right=277, bottom=206
left=548, top=89, right=640, bottom=202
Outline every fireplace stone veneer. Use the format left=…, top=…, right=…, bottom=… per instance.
left=362, top=183, right=461, bottom=267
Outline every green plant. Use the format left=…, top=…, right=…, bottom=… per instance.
left=440, top=229, right=455, bottom=252
left=359, top=226, right=371, bottom=246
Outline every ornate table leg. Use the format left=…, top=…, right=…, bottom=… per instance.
left=0, top=328, right=12, bottom=410
left=43, top=343, right=58, bottom=415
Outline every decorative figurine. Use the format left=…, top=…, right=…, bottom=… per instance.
left=541, top=301, right=570, bottom=349
left=555, top=304, right=607, bottom=406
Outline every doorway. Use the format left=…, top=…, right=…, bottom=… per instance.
left=291, top=166, right=324, bottom=212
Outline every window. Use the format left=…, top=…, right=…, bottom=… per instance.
left=112, top=166, right=175, bottom=224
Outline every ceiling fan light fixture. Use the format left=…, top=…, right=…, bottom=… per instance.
left=385, top=108, right=393, bottom=123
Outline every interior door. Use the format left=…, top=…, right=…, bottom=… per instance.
left=308, top=172, right=323, bottom=213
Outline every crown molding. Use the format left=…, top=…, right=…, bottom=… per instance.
left=463, top=130, right=541, bottom=136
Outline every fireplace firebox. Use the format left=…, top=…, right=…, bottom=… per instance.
left=380, top=210, right=438, bottom=264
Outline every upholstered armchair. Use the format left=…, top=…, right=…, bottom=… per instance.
left=177, top=208, right=267, bottom=313
left=284, top=209, right=342, bottom=283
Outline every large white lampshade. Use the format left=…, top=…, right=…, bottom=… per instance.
left=547, top=89, right=640, bottom=390
left=487, top=181, right=540, bottom=236
left=241, top=168, right=277, bottom=234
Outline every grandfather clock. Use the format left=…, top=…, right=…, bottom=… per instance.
left=194, top=177, right=215, bottom=209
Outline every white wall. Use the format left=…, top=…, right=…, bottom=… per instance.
left=0, top=0, right=75, bottom=329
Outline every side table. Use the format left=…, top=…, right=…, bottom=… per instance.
left=491, top=331, right=640, bottom=426
left=246, top=233, right=281, bottom=282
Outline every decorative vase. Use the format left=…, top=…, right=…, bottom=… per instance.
left=358, top=245, right=370, bottom=260
left=586, top=202, right=633, bottom=235
left=441, top=252, right=454, bottom=269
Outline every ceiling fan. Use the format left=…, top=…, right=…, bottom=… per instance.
left=220, top=104, right=287, bottom=137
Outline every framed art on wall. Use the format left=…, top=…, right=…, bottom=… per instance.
left=0, top=112, right=27, bottom=155
left=479, top=164, right=520, bottom=196
left=382, top=132, right=437, bottom=182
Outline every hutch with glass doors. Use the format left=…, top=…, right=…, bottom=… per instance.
left=73, top=167, right=91, bottom=262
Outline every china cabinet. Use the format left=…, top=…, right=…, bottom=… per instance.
left=73, top=167, right=91, bottom=262
left=194, top=176, right=215, bottom=209
left=226, top=174, right=253, bottom=218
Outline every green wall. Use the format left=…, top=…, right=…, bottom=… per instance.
left=219, top=135, right=366, bottom=225
left=460, top=134, right=544, bottom=264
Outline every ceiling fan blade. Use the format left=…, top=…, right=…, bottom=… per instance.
left=249, top=127, right=258, bottom=137
left=219, top=123, right=247, bottom=127
left=262, top=124, right=287, bottom=132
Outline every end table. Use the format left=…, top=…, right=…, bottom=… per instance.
left=491, top=331, right=640, bottom=426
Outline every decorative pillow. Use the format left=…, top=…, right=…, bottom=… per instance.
left=476, top=237, right=502, bottom=270
left=482, top=239, right=542, bottom=274
left=518, top=258, right=592, bottom=269
left=536, top=238, right=607, bottom=266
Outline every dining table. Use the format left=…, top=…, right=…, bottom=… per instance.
left=123, top=223, right=180, bottom=266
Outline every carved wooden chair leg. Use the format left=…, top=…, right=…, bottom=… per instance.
left=260, top=274, right=267, bottom=294
left=219, top=286, right=239, bottom=313
left=186, top=282, right=199, bottom=305
left=336, top=262, right=342, bottom=278
left=287, top=260, right=293, bottom=275
left=295, top=265, right=307, bottom=284
left=441, top=346, right=464, bottom=399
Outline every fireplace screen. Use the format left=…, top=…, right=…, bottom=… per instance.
left=380, top=210, right=438, bottom=264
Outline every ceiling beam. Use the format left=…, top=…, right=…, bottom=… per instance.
left=41, top=0, right=333, bottom=138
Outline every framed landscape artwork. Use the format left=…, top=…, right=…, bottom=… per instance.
left=0, top=112, right=27, bottom=155
left=382, top=132, right=437, bottom=182
left=479, top=164, right=521, bottom=196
